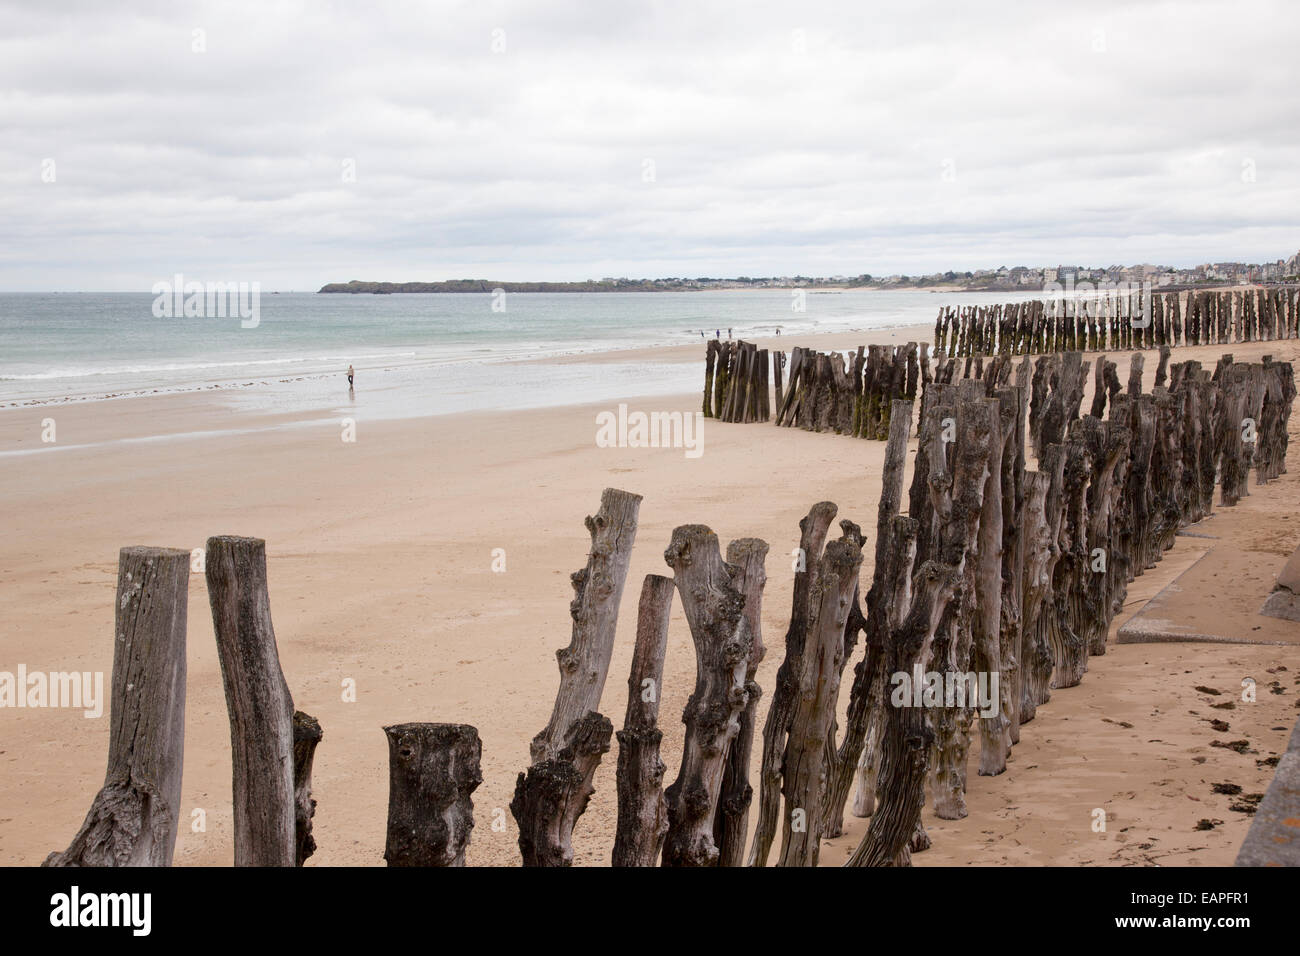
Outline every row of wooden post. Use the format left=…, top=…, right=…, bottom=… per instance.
left=773, top=343, right=925, bottom=438
left=935, top=286, right=1300, bottom=358
left=702, top=339, right=771, bottom=422
left=45, top=344, right=1295, bottom=865
left=703, top=340, right=930, bottom=441
left=840, top=348, right=1296, bottom=862
left=514, top=346, right=1295, bottom=866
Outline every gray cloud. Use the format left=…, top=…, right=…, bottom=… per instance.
left=1, top=0, right=1297, bottom=289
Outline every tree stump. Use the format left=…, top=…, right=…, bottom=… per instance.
left=383, top=723, right=482, bottom=867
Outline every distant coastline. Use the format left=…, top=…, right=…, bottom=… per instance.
left=319, top=264, right=1300, bottom=296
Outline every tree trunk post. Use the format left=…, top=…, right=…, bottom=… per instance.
left=44, top=546, right=190, bottom=868
left=662, top=525, right=752, bottom=867
left=512, top=487, right=641, bottom=866
left=205, top=535, right=297, bottom=867
left=822, top=401, right=913, bottom=837
left=612, top=573, right=674, bottom=867
left=293, top=710, right=323, bottom=866
left=383, top=722, right=482, bottom=867
left=777, top=532, right=863, bottom=866
left=749, top=501, right=838, bottom=866
left=714, top=539, right=769, bottom=866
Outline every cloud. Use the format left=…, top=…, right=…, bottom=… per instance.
left=0, top=0, right=1297, bottom=289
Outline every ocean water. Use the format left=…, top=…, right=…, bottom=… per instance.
left=0, top=289, right=1042, bottom=419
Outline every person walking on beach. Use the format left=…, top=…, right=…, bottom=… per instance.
left=347, top=364, right=354, bottom=388
left=728, top=327, right=732, bottom=339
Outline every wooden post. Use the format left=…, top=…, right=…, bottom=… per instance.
left=929, top=392, right=997, bottom=820
left=844, top=522, right=961, bottom=867
left=702, top=340, right=717, bottom=418
left=512, top=487, right=641, bottom=866
left=662, top=525, right=752, bottom=867
left=974, top=394, right=1010, bottom=776
left=206, top=535, right=297, bottom=867
left=1045, top=440, right=1091, bottom=689
left=822, top=401, right=913, bottom=838
left=612, top=574, right=673, bottom=867
left=1077, top=415, right=1131, bottom=658
left=749, top=501, right=838, bottom=866
left=1018, top=449, right=1064, bottom=724
left=293, top=710, right=323, bottom=866
left=44, top=547, right=189, bottom=867
left=1028, top=355, right=1057, bottom=460
left=777, top=532, right=863, bottom=867
left=383, top=723, right=482, bottom=867
left=715, top=539, right=769, bottom=867
left=772, top=351, right=784, bottom=423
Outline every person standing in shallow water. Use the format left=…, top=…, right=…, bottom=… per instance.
left=347, top=364, right=354, bottom=388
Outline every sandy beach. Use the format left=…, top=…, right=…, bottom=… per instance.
left=2, top=325, right=1298, bottom=867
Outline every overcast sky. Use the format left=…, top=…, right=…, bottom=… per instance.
left=2, top=0, right=1298, bottom=290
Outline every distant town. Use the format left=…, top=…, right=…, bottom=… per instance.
left=319, top=250, right=1300, bottom=294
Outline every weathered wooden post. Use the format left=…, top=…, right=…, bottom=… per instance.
left=777, top=532, right=863, bottom=867
left=512, top=487, right=641, bottom=866
left=383, top=722, right=481, bottom=866
left=45, top=547, right=190, bottom=867
left=612, top=574, right=673, bottom=867
left=293, top=710, right=323, bottom=866
left=1003, top=370, right=1029, bottom=747
left=702, top=340, right=717, bottom=418
left=1045, top=439, right=1091, bottom=689
left=662, top=525, right=752, bottom=867
left=929, top=391, right=997, bottom=820
left=844, top=520, right=961, bottom=867
left=749, top=501, right=838, bottom=866
left=823, top=402, right=912, bottom=837
left=206, top=535, right=297, bottom=867
left=1018, top=448, right=1064, bottom=724
left=1077, top=415, right=1131, bottom=658
left=773, top=350, right=786, bottom=421
left=973, top=393, right=1011, bottom=777
left=715, top=539, right=769, bottom=867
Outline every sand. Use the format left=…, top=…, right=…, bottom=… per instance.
left=2, top=325, right=1298, bottom=866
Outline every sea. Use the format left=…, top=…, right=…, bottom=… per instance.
left=0, top=288, right=1044, bottom=421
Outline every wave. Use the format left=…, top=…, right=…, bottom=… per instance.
left=0, top=351, right=419, bottom=381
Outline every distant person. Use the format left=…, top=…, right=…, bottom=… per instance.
left=347, top=364, right=354, bottom=388
left=776, top=327, right=781, bottom=336
left=700, top=330, right=705, bottom=338
left=728, top=327, right=732, bottom=339
left=716, top=328, right=720, bottom=338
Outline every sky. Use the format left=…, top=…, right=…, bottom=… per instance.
left=2, top=0, right=1299, bottom=290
